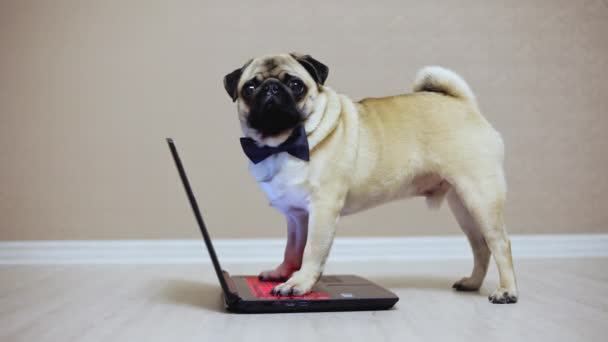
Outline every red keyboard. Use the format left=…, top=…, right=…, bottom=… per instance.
left=245, top=276, right=331, bottom=299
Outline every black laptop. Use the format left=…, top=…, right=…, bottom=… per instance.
left=167, top=138, right=399, bottom=313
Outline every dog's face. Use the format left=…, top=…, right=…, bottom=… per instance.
left=224, top=53, right=328, bottom=142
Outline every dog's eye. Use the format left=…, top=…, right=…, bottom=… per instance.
left=287, top=79, right=304, bottom=94
left=242, top=82, right=256, bottom=97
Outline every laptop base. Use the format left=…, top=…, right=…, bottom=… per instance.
left=225, top=295, right=398, bottom=314
left=224, top=274, right=399, bottom=313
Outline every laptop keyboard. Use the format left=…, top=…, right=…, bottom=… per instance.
left=245, top=276, right=330, bottom=299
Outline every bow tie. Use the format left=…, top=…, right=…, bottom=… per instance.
left=240, top=126, right=310, bottom=164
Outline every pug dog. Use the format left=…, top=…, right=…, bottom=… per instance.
left=223, top=53, right=518, bottom=304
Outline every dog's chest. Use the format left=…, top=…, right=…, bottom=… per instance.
left=249, top=153, right=310, bottom=212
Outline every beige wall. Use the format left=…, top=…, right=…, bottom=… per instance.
left=1, top=0, right=607, bottom=240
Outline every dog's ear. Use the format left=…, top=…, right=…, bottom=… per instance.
left=290, top=53, right=329, bottom=85
left=223, top=68, right=242, bottom=102
left=223, top=59, right=252, bottom=102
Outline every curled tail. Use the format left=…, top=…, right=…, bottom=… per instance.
left=412, top=66, right=478, bottom=110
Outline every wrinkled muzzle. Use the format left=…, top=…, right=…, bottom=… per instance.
left=247, top=79, right=303, bottom=137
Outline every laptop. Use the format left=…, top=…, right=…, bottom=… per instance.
left=167, top=138, right=399, bottom=313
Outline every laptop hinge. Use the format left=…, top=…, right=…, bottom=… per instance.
left=222, top=271, right=240, bottom=305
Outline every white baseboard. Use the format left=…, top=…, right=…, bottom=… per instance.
left=0, top=234, right=607, bottom=264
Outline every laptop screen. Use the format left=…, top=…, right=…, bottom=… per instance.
left=167, top=138, right=236, bottom=301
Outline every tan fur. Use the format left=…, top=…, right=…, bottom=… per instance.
left=233, top=54, right=518, bottom=303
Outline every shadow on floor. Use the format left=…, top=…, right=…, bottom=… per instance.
left=370, top=275, right=487, bottom=298
left=370, top=274, right=454, bottom=289
left=158, top=279, right=226, bottom=313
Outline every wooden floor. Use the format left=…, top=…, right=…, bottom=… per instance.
left=1, top=258, right=607, bottom=342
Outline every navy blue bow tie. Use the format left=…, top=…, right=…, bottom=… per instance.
left=240, top=126, right=310, bottom=164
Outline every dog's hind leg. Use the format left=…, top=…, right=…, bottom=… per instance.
left=451, top=171, right=518, bottom=304
left=447, top=189, right=491, bottom=291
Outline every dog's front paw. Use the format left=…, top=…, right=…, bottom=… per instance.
left=258, top=263, right=297, bottom=282
left=270, top=270, right=319, bottom=296
left=488, top=287, right=518, bottom=304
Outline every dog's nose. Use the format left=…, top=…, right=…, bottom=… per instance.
left=262, top=81, right=280, bottom=95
